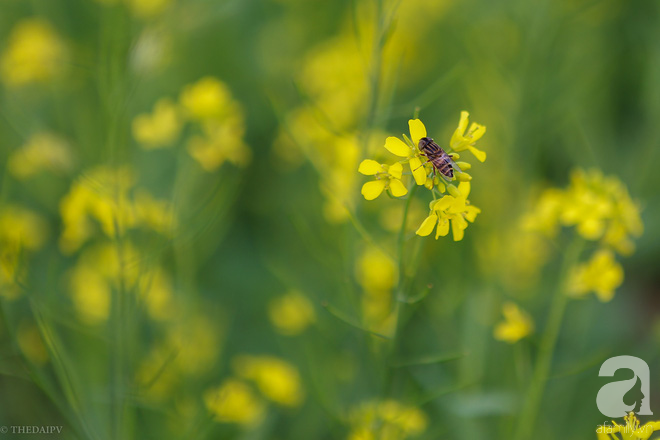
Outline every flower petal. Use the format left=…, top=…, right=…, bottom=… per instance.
left=388, top=178, right=408, bottom=197
left=467, top=145, right=486, bottom=162
left=384, top=137, right=411, bottom=157
left=408, top=119, right=427, bottom=146
left=468, top=123, right=486, bottom=142
left=432, top=195, right=454, bottom=212
left=358, top=159, right=382, bottom=175
left=465, top=205, right=481, bottom=222
left=451, top=215, right=468, bottom=241
left=361, top=180, right=387, bottom=200
left=388, top=162, right=403, bottom=179
left=457, top=181, right=471, bottom=198
left=409, top=157, right=427, bottom=185
left=450, top=111, right=469, bottom=146
left=416, top=214, right=437, bottom=236
left=436, top=217, right=449, bottom=239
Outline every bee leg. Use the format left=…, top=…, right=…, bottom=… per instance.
left=413, top=159, right=431, bottom=172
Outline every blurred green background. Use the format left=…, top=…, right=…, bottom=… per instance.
left=0, top=0, right=659, bottom=439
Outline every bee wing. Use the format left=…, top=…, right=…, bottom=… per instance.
left=447, top=155, right=462, bottom=174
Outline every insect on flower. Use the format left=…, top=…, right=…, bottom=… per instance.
left=417, top=137, right=460, bottom=181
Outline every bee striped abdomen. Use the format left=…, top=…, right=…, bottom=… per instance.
left=418, top=137, right=454, bottom=179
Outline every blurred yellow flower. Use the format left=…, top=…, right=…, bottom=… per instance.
left=180, top=77, right=237, bottom=121
left=416, top=182, right=481, bottom=241
left=494, top=302, right=534, bottom=343
left=67, top=241, right=176, bottom=324
left=359, top=160, right=407, bottom=200
left=524, top=169, right=643, bottom=255
left=0, top=205, right=48, bottom=301
left=69, top=264, right=111, bottom=324
left=596, top=412, right=660, bottom=440
left=356, top=247, right=398, bottom=294
left=348, top=399, right=427, bottom=440
left=134, top=189, right=176, bottom=235
left=521, top=188, right=565, bottom=238
left=268, top=290, right=316, bottom=335
left=186, top=119, right=251, bottom=171
left=233, top=355, right=304, bottom=407
left=298, top=35, right=368, bottom=131
left=137, top=266, right=175, bottom=321
left=59, top=166, right=174, bottom=253
left=204, top=379, right=265, bottom=425
left=0, top=18, right=68, bottom=86
left=8, top=132, right=74, bottom=179
left=449, top=111, right=487, bottom=162
left=0, top=205, right=48, bottom=251
left=167, top=315, right=222, bottom=375
left=17, top=322, right=49, bottom=365
left=176, top=77, right=252, bottom=171
left=568, top=249, right=623, bottom=302
left=132, top=98, right=181, bottom=148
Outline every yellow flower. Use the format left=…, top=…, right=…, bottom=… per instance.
left=233, top=355, right=304, bottom=407
left=524, top=169, right=643, bottom=256
left=59, top=166, right=173, bottom=253
left=8, top=132, right=74, bottom=179
left=563, top=169, right=642, bottom=249
left=134, top=189, right=176, bottom=234
left=204, top=379, right=265, bottom=425
left=69, top=264, right=111, bottom=324
left=132, top=98, right=181, bottom=148
left=268, top=290, right=316, bottom=335
left=180, top=77, right=237, bottom=121
left=568, top=249, right=623, bottom=302
left=0, top=18, right=68, bottom=86
left=0, top=205, right=48, bottom=251
left=137, top=267, right=175, bottom=321
left=356, top=247, right=398, bottom=294
left=382, top=119, right=431, bottom=186
left=186, top=118, right=251, bottom=171
left=348, top=400, right=427, bottom=440
left=596, top=412, right=660, bottom=440
left=493, top=302, right=534, bottom=343
left=415, top=182, right=481, bottom=241
left=167, top=315, right=222, bottom=375
left=358, top=160, right=407, bottom=200
left=449, top=111, right=487, bottom=162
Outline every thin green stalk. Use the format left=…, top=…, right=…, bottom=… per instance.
left=513, top=237, right=584, bottom=440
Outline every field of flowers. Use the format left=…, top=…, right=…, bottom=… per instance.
left=1, top=0, right=659, bottom=439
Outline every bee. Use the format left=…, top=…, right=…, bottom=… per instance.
left=417, top=137, right=460, bottom=181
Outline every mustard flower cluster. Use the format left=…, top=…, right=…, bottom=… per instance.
left=347, top=399, right=428, bottom=440
left=597, top=412, right=660, bottom=440
left=0, top=18, right=69, bottom=87
left=0, top=205, right=48, bottom=300
left=359, top=112, right=486, bottom=241
left=204, top=355, right=304, bottom=426
left=493, top=302, right=534, bottom=344
left=132, top=76, right=251, bottom=171
left=268, top=290, right=316, bottom=336
left=8, top=132, right=74, bottom=179
left=523, top=169, right=643, bottom=302
left=59, top=165, right=175, bottom=254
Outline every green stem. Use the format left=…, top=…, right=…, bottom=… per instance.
left=513, top=237, right=584, bottom=440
